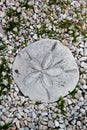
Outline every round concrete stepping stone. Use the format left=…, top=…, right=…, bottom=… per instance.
left=12, top=39, right=79, bottom=102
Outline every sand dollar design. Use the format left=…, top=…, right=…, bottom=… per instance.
left=13, top=39, right=79, bottom=102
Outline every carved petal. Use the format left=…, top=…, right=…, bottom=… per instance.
left=24, top=71, right=40, bottom=85
left=30, top=58, right=42, bottom=70
left=46, top=68, right=62, bottom=77
left=41, top=73, right=53, bottom=88
left=42, top=52, right=54, bottom=69
left=52, top=58, right=63, bottom=68
left=26, top=51, right=41, bottom=70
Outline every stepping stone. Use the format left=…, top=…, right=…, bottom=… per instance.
left=12, top=39, right=79, bottom=102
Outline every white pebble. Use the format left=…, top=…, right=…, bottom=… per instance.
left=16, top=120, right=20, bottom=129
left=32, top=112, right=36, bottom=119
left=0, top=11, right=5, bottom=17
left=39, top=104, right=44, bottom=110
left=41, top=111, right=48, bottom=116
left=33, top=34, right=38, bottom=40
left=83, top=84, right=87, bottom=89
left=54, top=120, right=59, bottom=127
left=80, top=108, right=85, bottom=114
left=23, top=109, right=29, bottom=113
left=77, top=121, right=81, bottom=126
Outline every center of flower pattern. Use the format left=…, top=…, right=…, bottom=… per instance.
left=23, top=42, right=64, bottom=100
left=40, top=69, right=46, bottom=73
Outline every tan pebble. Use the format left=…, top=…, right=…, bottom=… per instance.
left=24, top=120, right=28, bottom=125
left=20, top=96, right=25, bottom=104
left=80, top=78, right=86, bottom=84
left=23, top=113, right=27, bottom=119
left=19, top=120, right=25, bottom=127
left=62, top=39, right=68, bottom=46
left=82, top=23, right=87, bottom=29
left=10, top=126, right=16, bottom=130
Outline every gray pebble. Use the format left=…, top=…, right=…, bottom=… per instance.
left=48, top=120, right=54, bottom=128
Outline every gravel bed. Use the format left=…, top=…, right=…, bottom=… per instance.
left=0, top=0, right=87, bottom=130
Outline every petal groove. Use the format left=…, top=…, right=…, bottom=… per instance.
left=24, top=71, right=40, bottom=85
left=46, top=68, right=62, bottom=76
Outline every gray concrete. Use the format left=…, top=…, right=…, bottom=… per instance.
left=12, top=39, right=79, bottom=102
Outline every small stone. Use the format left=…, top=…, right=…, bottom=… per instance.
left=52, top=113, right=57, bottom=119
left=77, top=121, right=81, bottom=126
left=72, top=110, right=78, bottom=117
left=79, top=57, right=87, bottom=61
left=80, top=79, right=86, bottom=84
left=59, top=120, right=64, bottom=124
left=17, top=7, right=21, bottom=13
left=59, top=123, right=65, bottom=129
left=0, top=33, right=3, bottom=37
left=80, top=108, right=85, bottom=114
left=71, top=119, right=76, bottom=125
left=28, top=122, right=34, bottom=128
left=81, top=62, right=85, bottom=67
left=19, top=112, right=24, bottom=116
left=1, top=115, right=6, bottom=120
left=0, top=105, right=4, bottom=109
left=79, top=48, right=83, bottom=52
left=0, top=2, right=3, bottom=5
left=41, top=120, right=48, bottom=125
left=62, top=39, right=68, bottom=46
left=23, top=109, right=29, bottom=113
left=0, top=25, right=5, bottom=36
left=33, top=13, right=37, bottom=19
left=79, top=96, right=84, bottom=101
left=32, top=112, right=36, bottom=119
left=30, top=32, right=34, bottom=36
left=54, top=120, right=59, bottom=127
left=23, top=113, right=27, bottom=119
left=16, top=120, right=20, bottom=129
left=39, top=104, right=44, bottom=110
left=0, top=121, right=4, bottom=126
left=13, top=92, right=17, bottom=97
left=78, top=101, right=84, bottom=107
left=19, top=120, right=25, bottom=127
left=80, top=68, right=84, bottom=73
left=24, top=126, right=29, bottom=130
left=10, top=126, right=16, bottom=130
left=33, top=34, right=38, bottom=40
left=20, top=96, right=25, bottom=104
left=0, top=11, right=5, bottom=17
left=48, top=120, right=54, bottom=128
left=39, top=125, right=48, bottom=130
left=67, top=99, right=72, bottom=105
left=14, top=86, right=19, bottom=92
left=85, top=48, right=87, bottom=56
left=48, top=113, right=52, bottom=120
left=84, top=63, right=87, bottom=69
left=41, top=111, right=48, bottom=117
left=16, top=113, right=22, bottom=119
left=43, top=116, right=48, bottom=122
left=79, top=44, right=84, bottom=48
left=27, top=117, right=31, bottom=122
left=83, top=84, right=87, bottom=89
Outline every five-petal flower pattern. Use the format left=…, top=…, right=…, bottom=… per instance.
left=23, top=43, right=63, bottom=99
left=13, top=39, right=79, bottom=102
